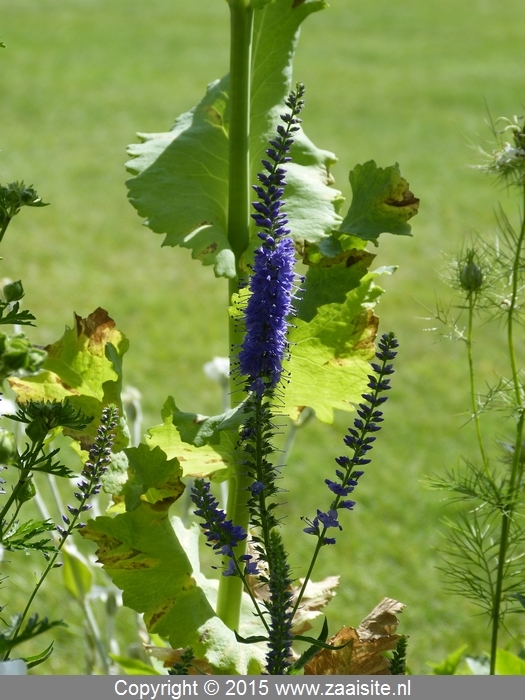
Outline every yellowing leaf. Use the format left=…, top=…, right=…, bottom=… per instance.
left=146, top=397, right=236, bottom=480
left=123, top=443, right=185, bottom=512
left=9, top=308, right=129, bottom=450
left=282, top=248, right=393, bottom=423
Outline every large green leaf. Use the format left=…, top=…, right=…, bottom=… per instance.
left=8, top=308, right=129, bottom=450
left=339, top=161, right=419, bottom=246
left=146, top=397, right=239, bottom=481
left=81, top=512, right=266, bottom=674
left=282, top=245, right=394, bottom=423
left=126, top=0, right=342, bottom=278
left=123, top=443, right=185, bottom=511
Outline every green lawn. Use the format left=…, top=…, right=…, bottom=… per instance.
left=1, top=0, right=525, bottom=674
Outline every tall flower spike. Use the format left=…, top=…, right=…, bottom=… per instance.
left=235, top=87, right=306, bottom=674
left=237, top=84, right=305, bottom=394
left=303, top=332, right=399, bottom=546
left=59, top=405, right=119, bottom=537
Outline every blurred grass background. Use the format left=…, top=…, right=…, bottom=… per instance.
left=1, top=0, right=525, bottom=674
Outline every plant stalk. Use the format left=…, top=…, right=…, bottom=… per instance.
left=466, top=294, right=490, bottom=479
left=489, top=187, right=525, bottom=674
left=216, top=0, right=254, bottom=631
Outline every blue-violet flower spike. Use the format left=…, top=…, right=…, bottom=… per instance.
left=303, top=332, right=398, bottom=546
left=191, top=479, right=247, bottom=576
left=237, top=84, right=306, bottom=393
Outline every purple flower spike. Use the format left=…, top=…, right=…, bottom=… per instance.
left=191, top=479, right=247, bottom=576
left=303, top=333, right=398, bottom=548
left=237, top=84, right=306, bottom=394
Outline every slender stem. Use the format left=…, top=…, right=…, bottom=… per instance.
left=506, top=191, right=525, bottom=408
left=466, top=294, right=490, bottom=478
left=0, top=217, right=11, bottom=245
left=489, top=187, right=525, bottom=674
left=291, top=538, right=324, bottom=619
left=215, top=0, right=254, bottom=631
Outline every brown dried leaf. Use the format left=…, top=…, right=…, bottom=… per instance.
left=291, top=576, right=340, bottom=635
left=357, top=597, right=405, bottom=640
left=304, top=598, right=405, bottom=675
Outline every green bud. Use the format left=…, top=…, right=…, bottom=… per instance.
left=25, top=346, right=47, bottom=373
left=25, top=417, right=50, bottom=443
left=2, top=334, right=32, bottom=372
left=3, top=280, right=24, bottom=302
left=460, top=261, right=483, bottom=293
left=17, top=477, right=36, bottom=503
left=0, top=428, right=17, bottom=464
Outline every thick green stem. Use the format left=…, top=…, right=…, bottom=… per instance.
left=227, top=0, right=253, bottom=269
left=216, top=0, right=254, bottom=630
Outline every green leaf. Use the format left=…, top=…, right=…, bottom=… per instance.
left=2, top=519, right=56, bottom=554
left=0, top=614, right=65, bottom=656
left=123, top=443, right=184, bottom=511
left=146, top=397, right=238, bottom=481
left=340, top=161, right=419, bottom=246
left=61, top=547, right=93, bottom=603
left=126, top=0, right=341, bottom=278
left=289, top=618, right=330, bottom=674
left=8, top=308, right=129, bottom=451
left=282, top=247, right=394, bottom=423
left=109, top=654, right=162, bottom=675
left=81, top=513, right=266, bottom=674
left=427, top=644, right=468, bottom=674
left=24, top=642, right=54, bottom=669
left=234, top=631, right=268, bottom=645
left=495, top=649, right=525, bottom=675
left=509, top=592, right=525, bottom=609
left=0, top=302, right=36, bottom=327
